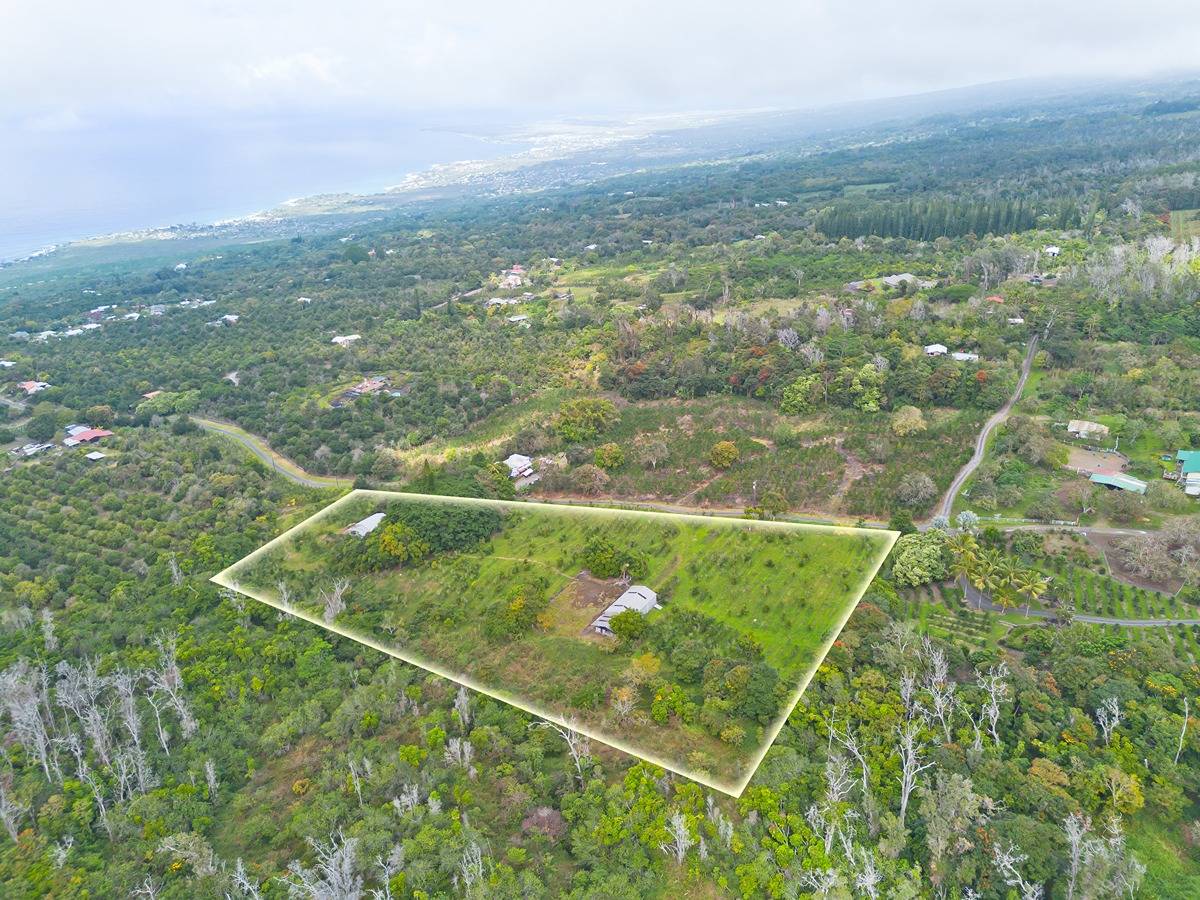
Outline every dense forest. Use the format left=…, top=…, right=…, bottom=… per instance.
left=2, top=83, right=1200, bottom=896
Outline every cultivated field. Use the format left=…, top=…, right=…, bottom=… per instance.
left=215, top=490, right=895, bottom=794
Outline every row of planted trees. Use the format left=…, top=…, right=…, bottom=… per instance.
left=947, top=531, right=1053, bottom=616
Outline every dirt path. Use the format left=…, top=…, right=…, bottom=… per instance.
left=937, top=336, right=1038, bottom=519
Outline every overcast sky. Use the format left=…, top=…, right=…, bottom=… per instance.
left=7, top=1, right=1200, bottom=129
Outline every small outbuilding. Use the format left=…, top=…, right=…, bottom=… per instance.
left=1068, top=420, right=1110, bottom=441
left=344, top=513, right=386, bottom=538
left=924, top=343, right=948, bottom=356
left=1089, top=473, right=1147, bottom=495
left=591, top=585, right=660, bottom=636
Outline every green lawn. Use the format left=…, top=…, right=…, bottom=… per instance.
left=218, top=490, right=895, bottom=794
left=1169, top=208, right=1200, bottom=240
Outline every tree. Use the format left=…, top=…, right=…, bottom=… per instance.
left=891, top=405, right=927, bottom=436
left=26, top=412, right=58, bottom=442
left=593, top=442, right=625, bottom=470
left=891, top=531, right=950, bottom=586
left=888, top=509, right=917, bottom=535
left=635, top=436, right=669, bottom=470
left=708, top=441, right=739, bottom=469
left=555, top=398, right=618, bottom=442
left=895, top=472, right=937, bottom=507
left=780, top=374, right=823, bottom=414
left=572, top=464, right=610, bottom=495
left=609, top=609, right=648, bottom=641
left=279, top=831, right=363, bottom=899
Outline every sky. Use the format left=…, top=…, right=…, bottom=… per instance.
left=3, top=1, right=1200, bottom=259
left=7, top=1, right=1200, bottom=125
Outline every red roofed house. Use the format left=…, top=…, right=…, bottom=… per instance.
left=63, top=428, right=114, bottom=447
left=986, top=295, right=1004, bottom=304
left=17, top=380, right=50, bottom=395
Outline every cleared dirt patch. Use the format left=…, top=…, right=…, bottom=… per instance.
left=1066, top=446, right=1127, bottom=474
left=1085, top=531, right=1184, bottom=595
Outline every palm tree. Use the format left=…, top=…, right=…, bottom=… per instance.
left=991, top=557, right=1024, bottom=614
left=1013, top=569, right=1051, bottom=617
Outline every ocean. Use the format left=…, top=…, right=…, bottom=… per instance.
left=0, top=111, right=531, bottom=262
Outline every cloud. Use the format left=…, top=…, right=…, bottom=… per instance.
left=2, top=1, right=1199, bottom=120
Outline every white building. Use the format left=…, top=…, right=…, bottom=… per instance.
left=592, top=586, right=660, bottom=636
left=503, top=454, right=534, bottom=478
left=344, top=513, right=385, bottom=538
left=951, top=351, right=980, bottom=362
left=1043, top=245, right=1061, bottom=257
left=1007, top=317, right=1025, bottom=325
left=924, top=344, right=948, bottom=356
left=1067, top=419, right=1109, bottom=440
left=332, top=334, right=362, bottom=347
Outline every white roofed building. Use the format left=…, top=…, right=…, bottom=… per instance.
left=591, top=585, right=660, bottom=636
left=344, top=513, right=385, bottom=538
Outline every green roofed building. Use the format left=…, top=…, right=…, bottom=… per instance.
left=1178, top=450, right=1200, bottom=476
left=1089, top=472, right=1147, bottom=494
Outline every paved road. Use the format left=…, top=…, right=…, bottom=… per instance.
left=191, top=417, right=347, bottom=489
left=938, top=336, right=1039, bottom=520
left=959, top=578, right=1200, bottom=628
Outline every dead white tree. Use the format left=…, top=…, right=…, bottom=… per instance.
left=367, top=844, right=404, bottom=900
left=168, top=554, right=183, bottom=587
left=456, top=841, right=484, bottom=894
left=659, top=810, right=694, bottom=864
left=1095, top=697, right=1122, bottom=747
left=444, top=737, right=476, bottom=779
left=706, top=795, right=734, bottom=850
left=204, top=758, right=219, bottom=801
left=795, top=868, right=840, bottom=897
left=276, top=581, right=294, bottom=611
left=899, top=671, right=922, bottom=721
left=147, top=634, right=197, bottom=739
left=806, top=754, right=855, bottom=856
left=145, top=690, right=172, bottom=754
left=530, top=719, right=590, bottom=788
left=454, top=686, right=471, bottom=733
left=40, top=609, right=57, bottom=652
left=347, top=757, right=365, bottom=807
left=321, top=579, right=351, bottom=624
left=55, top=659, right=113, bottom=768
left=158, top=831, right=219, bottom=878
left=278, top=831, right=363, bottom=900
left=896, top=721, right=935, bottom=829
left=228, top=856, right=263, bottom=899
left=0, top=662, right=60, bottom=781
left=1063, top=812, right=1090, bottom=900
left=0, top=778, right=28, bottom=841
left=976, top=663, right=1010, bottom=746
left=51, top=835, right=73, bottom=869
left=923, top=646, right=958, bottom=745
left=391, top=783, right=419, bottom=815
left=852, top=847, right=882, bottom=899
left=132, top=876, right=162, bottom=899
left=992, top=840, right=1044, bottom=900
left=833, top=723, right=877, bottom=836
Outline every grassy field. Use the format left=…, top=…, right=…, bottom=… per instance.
left=217, top=490, right=895, bottom=794
left=1169, top=209, right=1200, bottom=240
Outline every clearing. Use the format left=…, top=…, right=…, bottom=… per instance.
left=215, top=490, right=895, bottom=795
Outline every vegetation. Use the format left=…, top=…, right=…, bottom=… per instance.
left=223, top=492, right=892, bottom=790
left=2, top=82, right=1200, bottom=897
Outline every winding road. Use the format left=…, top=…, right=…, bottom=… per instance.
left=937, top=335, right=1039, bottom=519
left=190, top=417, right=349, bottom=489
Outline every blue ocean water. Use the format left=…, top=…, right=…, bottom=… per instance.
left=0, top=112, right=530, bottom=261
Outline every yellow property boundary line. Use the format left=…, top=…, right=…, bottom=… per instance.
left=213, top=489, right=898, bottom=796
